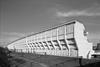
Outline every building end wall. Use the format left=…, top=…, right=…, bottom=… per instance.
left=74, top=21, right=93, bottom=58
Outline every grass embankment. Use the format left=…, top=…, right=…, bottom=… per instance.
left=0, top=47, right=28, bottom=67
left=12, top=52, right=100, bottom=67
left=1, top=47, right=100, bottom=67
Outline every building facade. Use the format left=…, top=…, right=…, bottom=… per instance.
left=7, top=20, right=94, bottom=58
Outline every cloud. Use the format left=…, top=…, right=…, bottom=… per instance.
left=56, top=6, right=100, bottom=17
left=57, top=10, right=100, bottom=17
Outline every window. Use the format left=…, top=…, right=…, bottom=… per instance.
left=84, top=30, right=88, bottom=36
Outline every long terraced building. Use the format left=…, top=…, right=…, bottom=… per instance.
left=7, top=20, right=94, bottom=59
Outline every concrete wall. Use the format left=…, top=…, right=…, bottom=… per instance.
left=7, top=20, right=93, bottom=58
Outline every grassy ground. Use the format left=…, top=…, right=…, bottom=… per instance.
left=11, top=52, right=100, bottom=67
left=1, top=47, right=100, bottom=67
left=0, top=47, right=29, bottom=67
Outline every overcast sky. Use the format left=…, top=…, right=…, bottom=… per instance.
left=0, top=0, right=100, bottom=46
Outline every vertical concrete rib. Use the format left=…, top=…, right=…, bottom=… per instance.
left=26, top=37, right=29, bottom=50
left=31, top=42, right=35, bottom=50
left=47, top=41, right=54, bottom=50
left=57, top=28, right=63, bottom=50
left=37, top=42, right=42, bottom=50
left=39, top=34, right=44, bottom=50
left=51, top=40, right=56, bottom=50
left=32, top=43, right=36, bottom=50
left=37, top=34, right=43, bottom=50
left=50, top=30, right=56, bottom=50
left=41, top=42, right=46, bottom=50
left=36, top=42, right=41, bottom=50
left=39, top=42, right=43, bottom=50
left=64, top=25, right=70, bottom=56
left=44, top=32, right=51, bottom=50
left=41, top=33, right=46, bottom=50
left=34, top=42, right=38, bottom=50
left=45, top=41, right=51, bottom=50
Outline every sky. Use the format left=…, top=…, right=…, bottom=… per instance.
left=0, top=0, right=100, bottom=46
